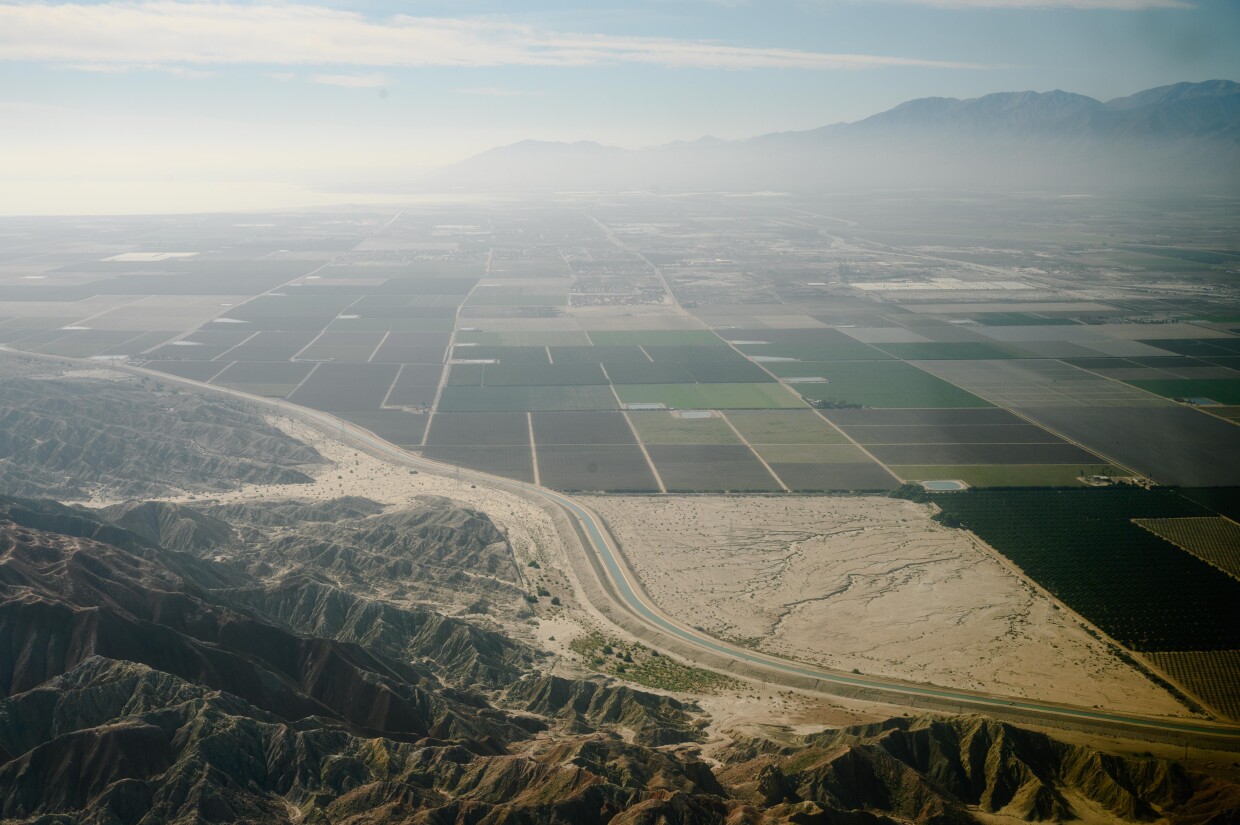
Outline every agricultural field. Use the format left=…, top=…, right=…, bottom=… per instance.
left=288, top=363, right=401, bottom=413
left=1124, top=378, right=1240, bottom=404
left=456, top=330, right=591, bottom=347
left=536, top=445, right=658, bottom=491
left=912, top=359, right=1167, bottom=409
left=929, top=487, right=1240, bottom=652
left=437, top=385, right=619, bottom=412
left=209, top=361, right=315, bottom=398
left=421, top=445, right=535, bottom=482
left=769, top=361, right=992, bottom=408
left=296, top=330, right=386, bottom=362
left=0, top=195, right=1237, bottom=499
left=728, top=328, right=893, bottom=361
left=1179, top=487, right=1240, bottom=521
left=628, top=411, right=740, bottom=444
left=724, top=410, right=850, bottom=444
left=1134, top=517, right=1240, bottom=579
left=865, top=441, right=1099, bottom=466
left=1146, top=650, right=1240, bottom=721
left=877, top=341, right=1022, bottom=361
left=1023, top=406, right=1240, bottom=488
left=647, top=444, right=784, bottom=492
left=587, top=330, right=721, bottom=347
left=425, top=412, right=532, bottom=446
left=615, top=382, right=805, bottom=410
left=892, top=464, right=1118, bottom=487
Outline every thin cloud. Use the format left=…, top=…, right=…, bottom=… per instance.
left=0, top=2, right=994, bottom=71
left=62, top=62, right=216, bottom=77
left=456, top=87, right=548, bottom=97
left=312, top=73, right=389, bottom=88
left=884, top=0, right=1191, bottom=8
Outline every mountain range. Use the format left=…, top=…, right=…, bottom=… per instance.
left=430, top=80, right=1240, bottom=193
left=3, top=493, right=1238, bottom=823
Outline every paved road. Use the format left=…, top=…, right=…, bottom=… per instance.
left=96, top=359, right=1240, bottom=748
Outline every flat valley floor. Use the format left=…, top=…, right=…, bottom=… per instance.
left=589, top=494, right=1189, bottom=717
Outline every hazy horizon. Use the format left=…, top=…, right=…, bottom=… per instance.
left=2, top=0, right=1239, bottom=214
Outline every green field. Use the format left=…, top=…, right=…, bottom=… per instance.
left=1124, top=378, right=1240, bottom=405
left=891, top=464, right=1119, bottom=487
left=329, top=316, right=456, bottom=332
left=737, top=340, right=892, bottom=361
left=975, top=312, right=1078, bottom=326
left=451, top=346, right=551, bottom=364
left=295, top=344, right=378, bottom=362
left=456, top=330, right=591, bottom=347
left=629, top=411, right=740, bottom=444
left=877, top=342, right=1021, bottom=360
left=768, top=361, right=992, bottom=408
left=603, top=362, right=695, bottom=384
left=754, top=444, right=871, bottom=464
left=447, top=362, right=606, bottom=386
left=617, top=383, right=806, bottom=410
left=587, top=330, right=722, bottom=347
left=437, top=385, right=618, bottom=412
left=724, top=410, right=848, bottom=444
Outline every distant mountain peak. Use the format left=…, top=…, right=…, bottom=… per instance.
left=1105, top=79, right=1240, bottom=110
left=429, top=80, right=1240, bottom=194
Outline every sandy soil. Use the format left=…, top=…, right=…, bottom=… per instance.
left=170, top=413, right=563, bottom=573
left=588, top=494, right=1189, bottom=717
left=85, top=388, right=1188, bottom=722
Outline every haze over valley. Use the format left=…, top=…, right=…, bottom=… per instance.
left=1, top=1, right=1239, bottom=823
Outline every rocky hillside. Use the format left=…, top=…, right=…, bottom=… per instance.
left=0, top=373, right=323, bottom=500
left=114, top=494, right=530, bottom=621
left=718, top=715, right=1240, bottom=824
left=1, top=494, right=1236, bottom=823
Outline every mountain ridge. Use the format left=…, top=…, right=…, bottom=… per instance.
left=432, top=80, right=1240, bottom=193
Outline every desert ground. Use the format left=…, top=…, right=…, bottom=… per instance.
left=587, top=494, right=1189, bottom=717
left=62, top=367, right=1188, bottom=723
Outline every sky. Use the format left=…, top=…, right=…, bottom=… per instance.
left=0, top=0, right=1237, bottom=214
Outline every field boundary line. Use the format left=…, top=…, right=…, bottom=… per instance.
left=424, top=261, right=486, bottom=446
left=1132, top=517, right=1240, bottom=584
left=367, top=330, right=391, bottom=363
left=606, top=361, right=666, bottom=492
left=199, top=361, right=235, bottom=386
left=380, top=363, right=404, bottom=408
left=99, top=329, right=159, bottom=357
left=137, top=330, right=183, bottom=356
left=709, top=330, right=903, bottom=485
left=210, top=330, right=259, bottom=362
left=1001, top=406, right=1145, bottom=482
left=620, top=409, right=667, bottom=493
left=285, top=361, right=321, bottom=398
left=1058, top=358, right=1237, bottom=420
left=291, top=329, right=328, bottom=361
left=807, top=407, right=906, bottom=484
left=528, top=412, right=541, bottom=487
left=719, top=411, right=789, bottom=493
